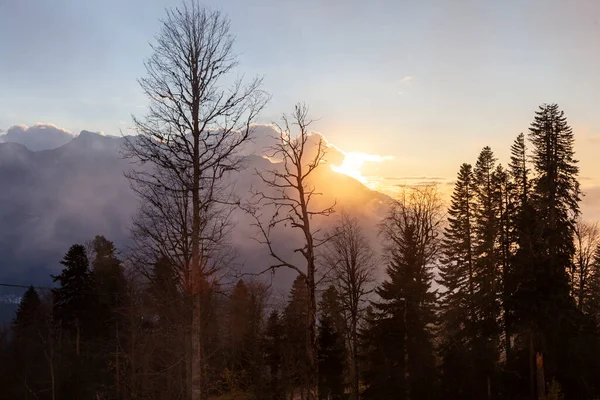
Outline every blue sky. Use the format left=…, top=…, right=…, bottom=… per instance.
left=1, top=0, right=600, bottom=184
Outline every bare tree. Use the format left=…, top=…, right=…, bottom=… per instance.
left=245, top=103, right=334, bottom=400
left=380, top=186, right=444, bottom=270
left=122, top=2, right=268, bottom=399
left=323, top=211, right=376, bottom=400
left=572, top=219, right=600, bottom=310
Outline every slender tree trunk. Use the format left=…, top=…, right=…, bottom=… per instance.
left=130, top=313, right=136, bottom=398
left=44, top=346, right=55, bottom=400
left=115, top=321, right=120, bottom=400
left=191, top=292, right=203, bottom=400
left=306, top=266, right=318, bottom=400
left=76, top=321, right=80, bottom=357
left=403, top=302, right=409, bottom=400
left=536, top=352, right=545, bottom=400
left=529, top=330, right=535, bottom=400
left=191, top=71, right=203, bottom=399
left=351, top=323, right=359, bottom=400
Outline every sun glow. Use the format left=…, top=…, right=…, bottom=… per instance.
left=331, top=152, right=390, bottom=186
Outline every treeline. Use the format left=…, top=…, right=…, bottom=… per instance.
left=1, top=104, right=600, bottom=400
left=2, top=0, right=600, bottom=398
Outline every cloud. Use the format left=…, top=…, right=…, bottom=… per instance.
left=243, top=124, right=346, bottom=166
left=0, top=123, right=74, bottom=151
left=399, top=76, right=413, bottom=83
left=383, top=176, right=446, bottom=181
left=395, top=181, right=444, bottom=187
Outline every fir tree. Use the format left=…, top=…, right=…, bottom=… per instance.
left=52, top=243, right=96, bottom=398
left=283, top=276, right=311, bottom=398
left=527, top=104, right=589, bottom=397
left=317, top=286, right=346, bottom=400
left=472, top=147, right=501, bottom=396
left=438, top=163, right=484, bottom=398
left=52, top=244, right=95, bottom=353
left=364, top=191, right=439, bottom=400
left=12, top=286, right=47, bottom=399
left=264, top=310, right=285, bottom=400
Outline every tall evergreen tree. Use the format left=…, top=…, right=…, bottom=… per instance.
left=89, top=235, right=127, bottom=399
left=364, top=188, right=440, bottom=400
left=52, top=243, right=96, bottom=398
left=510, top=104, right=592, bottom=399
left=472, top=147, right=501, bottom=397
left=264, top=310, right=285, bottom=400
left=317, top=286, right=346, bottom=400
left=12, top=286, right=47, bottom=399
left=52, top=244, right=95, bottom=354
left=531, top=104, right=598, bottom=398
left=492, top=164, right=513, bottom=365
left=283, top=276, right=311, bottom=398
left=438, top=163, right=484, bottom=399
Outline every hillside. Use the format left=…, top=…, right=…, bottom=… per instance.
left=0, top=130, right=391, bottom=292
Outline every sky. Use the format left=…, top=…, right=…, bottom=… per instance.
left=1, top=0, right=600, bottom=196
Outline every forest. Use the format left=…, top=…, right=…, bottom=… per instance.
left=1, top=2, right=599, bottom=400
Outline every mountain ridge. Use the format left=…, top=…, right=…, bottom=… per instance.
left=0, top=130, right=391, bottom=292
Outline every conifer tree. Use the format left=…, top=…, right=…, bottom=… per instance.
left=492, top=164, right=514, bottom=367
left=52, top=243, right=96, bottom=398
left=264, top=310, right=285, bottom=400
left=472, top=147, right=501, bottom=396
left=364, top=187, right=440, bottom=400
left=317, top=286, right=346, bottom=400
left=438, top=163, right=483, bottom=398
left=283, top=276, right=311, bottom=398
left=12, top=286, right=47, bottom=398
left=52, top=244, right=95, bottom=355
left=527, top=103, right=585, bottom=396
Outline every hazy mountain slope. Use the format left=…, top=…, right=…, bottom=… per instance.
left=0, top=132, right=391, bottom=292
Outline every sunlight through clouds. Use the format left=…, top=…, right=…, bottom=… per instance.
left=331, top=151, right=393, bottom=188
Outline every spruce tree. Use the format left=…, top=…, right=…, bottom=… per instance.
left=264, top=310, right=285, bottom=400
left=509, top=133, right=530, bottom=215
left=527, top=104, right=588, bottom=397
left=438, top=163, right=482, bottom=398
left=52, top=244, right=95, bottom=350
left=52, top=243, right=96, bottom=398
left=364, top=217, right=437, bottom=400
left=89, top=235, right=127, bottom=397
left=12, top=286, right=47, bottom=398
left=283, top=276, right=311, bottom=397
left=317, top=286, right=346, bottom=400
left=472, top=147, right=501, bottom=395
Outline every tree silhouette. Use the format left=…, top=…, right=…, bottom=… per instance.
left=122, top=1, right=267, bottom=397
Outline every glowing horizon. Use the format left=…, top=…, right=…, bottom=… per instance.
left=331, top=152, right=393, bottom=189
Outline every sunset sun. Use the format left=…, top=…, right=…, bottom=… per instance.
left=331, top=152, right=390, bottom=186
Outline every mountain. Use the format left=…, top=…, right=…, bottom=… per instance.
left=0, top=130, right=391, bottom=294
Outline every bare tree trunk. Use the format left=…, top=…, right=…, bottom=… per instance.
left=130, top=312, right=136, bottom=398
left=44, top=345, right=55, bottom=400
left=307, top=266, right=318, bottom=400
left=76, top=321, right=80, bottom=357
left=246, top=104, right=332, bottom=400
left=351, top=326, right=359, bottom=400
left=536, top=352, right=545, bottom=400
left=190, top=58, right=203, bottom=399
left=191, top=291, right=203, bottom=400
left=115, top=321, right=120, bottom=400
left=529, top=330, right=535, bottom=400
